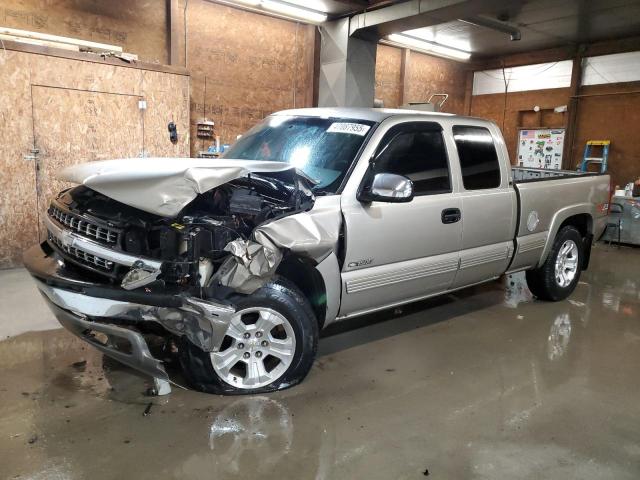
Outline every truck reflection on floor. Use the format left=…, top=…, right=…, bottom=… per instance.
left=547, top=313, right=572, bottom=361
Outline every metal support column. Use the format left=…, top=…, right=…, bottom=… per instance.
left=318, top=18, right=377, bottom=107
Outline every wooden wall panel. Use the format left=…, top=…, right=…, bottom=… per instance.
left=32, top=87, right=144, bottom=225
left=25, top=53, right=190, bottom=158
left=375, top=44, right=402, bottom=108
left=29, top=55, right=143, bottom=94
left=374, top=45, right=469, bottom=113
left=183, top=0, right=315, bottom=154
left=0, top=48, right=189, bottom=268
left=0, top=50, right=38, bottom=269
left=1, top=0, right=168, bottom=64
left=470, top=82, right=640, bottom=187
left=406, top=51, right=467, bottom=114
left=572, top=82, right=640, bottom=188
left=470, top=88, right=571, bottom=164
left=141, top=70, right=191, bottom=157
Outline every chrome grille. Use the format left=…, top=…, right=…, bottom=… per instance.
left=48, top=232, right=115, bottom=272
left=48, top=204, right=118, bottom=244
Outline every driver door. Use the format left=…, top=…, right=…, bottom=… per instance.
left=339, top=121, right=462, bottom=317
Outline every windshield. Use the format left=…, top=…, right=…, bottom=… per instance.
left=222, top=115, right=376, bottom=193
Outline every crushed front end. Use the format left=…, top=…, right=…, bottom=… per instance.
left=24, top=167, right=315, bottom=394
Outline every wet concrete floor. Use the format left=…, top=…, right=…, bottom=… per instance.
left=1, top=244, right=639, bottom=479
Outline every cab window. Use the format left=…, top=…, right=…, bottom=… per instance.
left=453, top=126, right=501, bottom=190
left=372, top=122, right=451, bottom=195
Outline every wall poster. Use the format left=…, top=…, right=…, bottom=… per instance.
left=517, top=128, right=565, bottom=169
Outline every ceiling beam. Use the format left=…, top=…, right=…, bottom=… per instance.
left=349, top=0, right=515, bottom=40
left=458, top=15, right=520, bottom=41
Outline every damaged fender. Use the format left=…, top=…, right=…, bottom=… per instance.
left=218, top=196, right=343, bottom=324
left=214, top=238, right=283, bottom=294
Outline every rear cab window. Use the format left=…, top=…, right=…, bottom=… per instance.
left=452, top=126, right=501, bottom=190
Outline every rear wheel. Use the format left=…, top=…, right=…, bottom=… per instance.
left=179, top=277, right=318, bottom=394
left=526, top=226, right=583, bottom=301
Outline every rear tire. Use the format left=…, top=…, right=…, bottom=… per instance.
left=526, top=226, right=583, bottom=301
left=179, top=277, right=318, bottom=395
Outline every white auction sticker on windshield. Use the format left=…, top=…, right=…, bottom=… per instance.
left=327, top=122, right=371, bottom=136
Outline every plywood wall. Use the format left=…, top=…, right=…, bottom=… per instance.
left=0, top=46, right=189, bottom=268
left=572, top=82, right=640, bottom=188
left=406, top=51, right=467, bottom=114
left=375, top=44, right=402, bottom=108
left=0, top=48, right=38, bottom=270
left=1, top=0, right=168, bottom=64
left=469, top=80, right=640, bottom=188
left=375, top=44, right=468, bottom=114
left=470, top=87, right=571, bottom=164
left=180, top=0, right=315, bottom=154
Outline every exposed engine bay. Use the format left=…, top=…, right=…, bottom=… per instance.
left=31, top=154, right=344, bottom=395
left=49, top=168, right=315, bottom=298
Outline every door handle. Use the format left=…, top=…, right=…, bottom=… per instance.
left=441, top=208, right=461, bottom=224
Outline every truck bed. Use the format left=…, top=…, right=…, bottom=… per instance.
left=512, top=166, right=603, bottom=183
left=507, top=167, right=610, bottom=273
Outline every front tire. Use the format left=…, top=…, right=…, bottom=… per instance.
left=526, top=226, right=583, bottom=301
left=179, top=277, right=318, bottom=394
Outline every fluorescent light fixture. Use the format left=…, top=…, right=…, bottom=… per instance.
left=404, top=27, right=472, bottom=53
left=281, top=0, right=330, bottom=12
left=261, top=0, right=327, bottom=23
left=387, top=33, right=471, bottom=60
left=233, top=0, right=261, bottom=5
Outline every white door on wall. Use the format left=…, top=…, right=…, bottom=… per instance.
left=517, top=128, right=565, bottom=169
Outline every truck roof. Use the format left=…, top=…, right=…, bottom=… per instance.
left=272, top=107, right=480, bottom=124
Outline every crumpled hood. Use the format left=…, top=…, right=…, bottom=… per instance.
left=59, top=157, right=295, bottom=217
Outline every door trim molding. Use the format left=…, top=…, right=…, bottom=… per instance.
left=345, top=257, right=459, bottom=294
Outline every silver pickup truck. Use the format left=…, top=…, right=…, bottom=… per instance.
left=24, top=108, right=610, bottom=395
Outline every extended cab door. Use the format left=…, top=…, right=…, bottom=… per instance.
left=338, top=120, right=463, bottom=317
left=449, top=123, right=517, bottom=288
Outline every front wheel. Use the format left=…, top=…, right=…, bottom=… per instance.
left=179, top=277, right=318, bottom=395
left=526, top=225, right=583, bottom=301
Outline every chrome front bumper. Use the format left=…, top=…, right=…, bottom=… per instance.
left=43, top=296, right=171, bottom=387
left=24, top=243, right=236, bottom=392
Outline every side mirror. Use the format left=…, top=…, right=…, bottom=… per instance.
left=358, top=173, right=414, bottom=203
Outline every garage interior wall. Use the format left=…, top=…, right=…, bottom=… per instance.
left=1, top=0, right=317, bottom=156
left=178, top=0, right=316, bottom=156
left=1, top=0, right=472, bottom=152
left=375, top=44, right=468, bottom=113
left=0, top=45, right=190, bottom=268
left=0, top=0, right=170, bottom=64
left=470, top=42, right=640, bottom=189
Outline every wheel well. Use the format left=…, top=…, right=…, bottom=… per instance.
left=558, top=213, right=594, bottom=270
left=276, top=254, right=327, bottom=329
left=559, top=213, right=592, bottom=238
